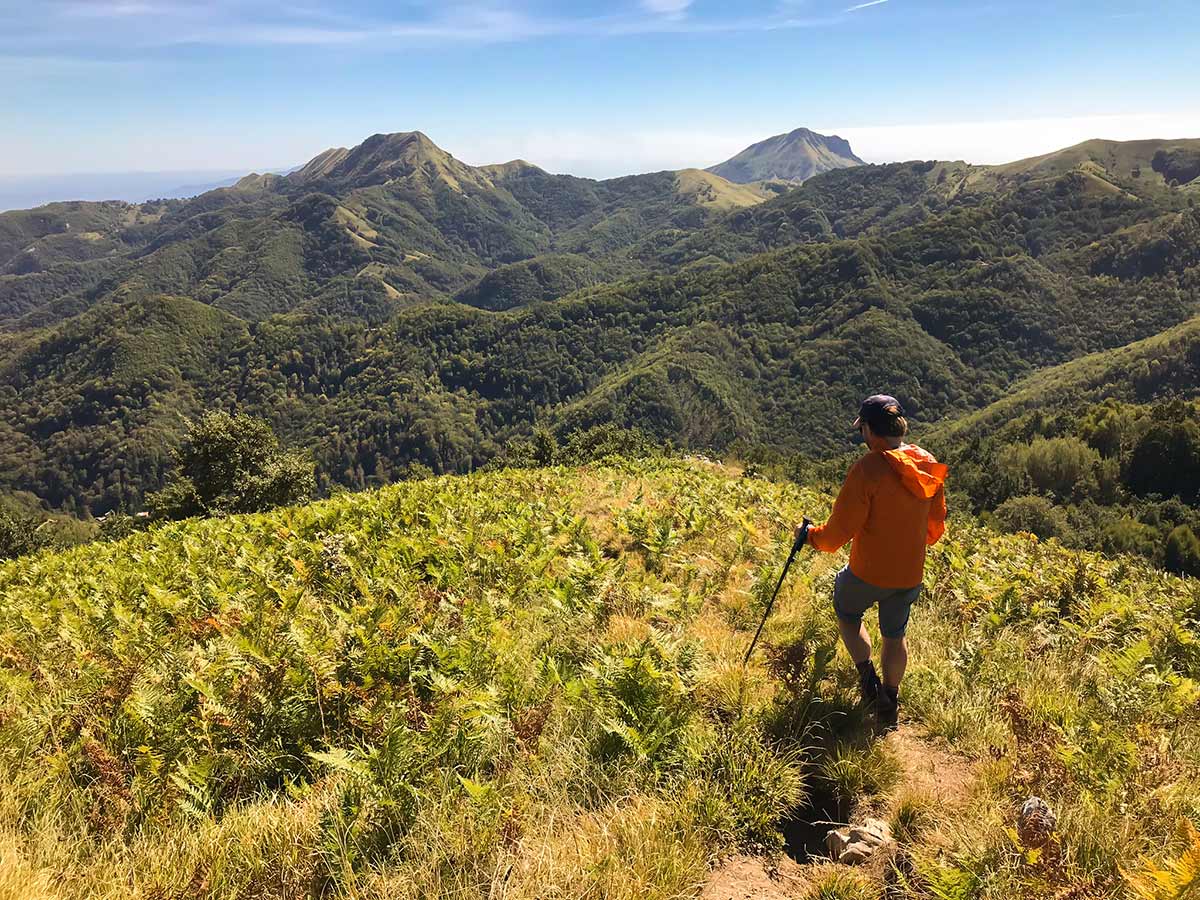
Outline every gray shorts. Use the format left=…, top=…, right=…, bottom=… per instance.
left=833, top=566, right=922, bottom=639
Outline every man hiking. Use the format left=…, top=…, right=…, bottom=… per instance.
left=797, top=395, right=948, bottom=725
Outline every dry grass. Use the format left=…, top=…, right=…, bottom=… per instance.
left=1, top=460, right=1197, bottom=899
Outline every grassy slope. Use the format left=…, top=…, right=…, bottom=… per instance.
left=673, top=170, right=772, bottom=210
left=1, top=459, right=1197, bottom=899
left=990, top=138, right=1200, bottom=189
left=0, top=201, right=165, bottom=273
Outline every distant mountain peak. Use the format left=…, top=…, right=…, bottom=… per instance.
left=288, top=130, right=481, bottom=190
left=479, top=159, right=547, bottom=181
left=707, top=127, right=864, bottom=184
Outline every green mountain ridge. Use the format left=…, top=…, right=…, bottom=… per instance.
left=0, top=133, right=780, bottom=330
left=1, top=131, right=1199, bottom=515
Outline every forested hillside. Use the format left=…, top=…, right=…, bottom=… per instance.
left=1, top=133, right=1199, bottom=516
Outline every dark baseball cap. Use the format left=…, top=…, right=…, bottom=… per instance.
left=853, top=394, right=906, bottom=431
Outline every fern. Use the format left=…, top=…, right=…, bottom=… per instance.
left=1124, top=820, right=1200, bottom=900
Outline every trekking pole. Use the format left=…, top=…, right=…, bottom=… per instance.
left=743, top=518, right=812, bottom=668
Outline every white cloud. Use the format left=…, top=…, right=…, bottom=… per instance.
left=449, top=128, right=751, bottom=178
left=4, top=0, right=837, bottom=52
left=641, top=0, right=694, bottom=16
left=845, top=0, right=889, bottom=11
left=57, top=1, right=170, bottom=16
left=834, top=112, right=1200, bottom=166
left=445, top=112, right=1200, bottom=179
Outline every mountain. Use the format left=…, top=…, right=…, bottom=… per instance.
left=288, top=131, right=495, bottom=191
left=706, top=127, right=864, bottom=184
left=0, top=132, right=1199, bottom=516
left=0, top=131, right=768, bottom=329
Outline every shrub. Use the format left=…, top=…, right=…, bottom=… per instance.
left=689, top=725, right=806, bottom=852
left=889, top=790, right=936, bottom=844
left=584, top=636, right=698, bottom=767
left=503, top=423, right=664, bottom=468
left=1126, top=419, right=1200, bottom=502
left=818, top=742, right=900, bottom=802
left=0, top=508, right=49, bottom=561
left=1101, top=517, right=1160, bottom=558
left=97, top=512, right=152, bottom=542
left=992, top=495, right=1069, bottom=539
left=1164, top=525, right=1200, bottom=577
left=1006, top=436, right=1100, bottom=502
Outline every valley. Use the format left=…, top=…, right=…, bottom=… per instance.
left=0, top=131, right=1198, bottom=527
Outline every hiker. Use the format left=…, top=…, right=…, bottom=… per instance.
left=796, top=395, right=947, bottom=724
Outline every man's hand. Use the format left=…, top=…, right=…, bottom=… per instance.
left=794, top=518, right=813, bottom=548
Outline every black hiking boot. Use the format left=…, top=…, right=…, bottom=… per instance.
left=856, top=660, right=882, bottom=707
left=876, top=686, right=900, bottom=731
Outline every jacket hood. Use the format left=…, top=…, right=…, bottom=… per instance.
left=881, top=445, right=947, bottom=499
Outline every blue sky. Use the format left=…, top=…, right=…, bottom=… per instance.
left=3, top=0, right=1199, bottom=177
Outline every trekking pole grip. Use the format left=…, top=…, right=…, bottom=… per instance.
left=793, top=517, right=814, bottom=551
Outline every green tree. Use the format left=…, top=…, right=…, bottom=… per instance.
left=1008, top=437, right=1101, bottom=502
left=1164, top=525, right=1200, bottom=577
left=0, top=508, right=50, bottom=561
left=992, top=495, right=1069, bottom=540
left=148, top=412, right=314, bottom=520
left=1125, top=419, right=1200, bottom=502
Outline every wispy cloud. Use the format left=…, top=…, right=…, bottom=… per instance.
left=61, top=1, right=167, bottom=15
left=845, top=0, right=889, bottom=10
left=3, top=0, right=850, bottom=55
left=452, top=111, right=1200, bottom=179
left=641, top=0, right=694, bottom=17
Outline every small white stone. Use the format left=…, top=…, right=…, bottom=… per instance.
left=837, top=841, right=874, bottom=865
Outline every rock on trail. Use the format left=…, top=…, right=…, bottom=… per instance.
left=699, top=725, right=977, bottom=899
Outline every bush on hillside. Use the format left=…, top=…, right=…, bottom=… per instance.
left=1076, top=400, right=1137, bottom=458
left=502, top=423, right=665, bottom=469
left=1004, top=436, right=1102, bottom=502
left=97, top=512, right=153, bottom=542
left=1100, top=517, right=1161, bottom=559
left=147, top=412, right=315, bottom=520
left=1165, top=524, right=1200, bottom=577
left=1125, top=418, right=1200, bottom=502
left=0, top=508, right=50, bottom=561
left=991, top=494, right=1069, bottom=540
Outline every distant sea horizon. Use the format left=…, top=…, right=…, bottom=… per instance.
left=0, top=168, right=293, bottom=213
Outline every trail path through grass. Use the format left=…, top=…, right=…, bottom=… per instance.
left=701, top=726, right=979, bottom=899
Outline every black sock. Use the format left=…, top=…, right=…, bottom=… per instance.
left=855, top=660, right=876, bottom=679
left=884, top=685, right=899, bottom=703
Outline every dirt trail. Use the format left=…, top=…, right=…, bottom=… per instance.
left=700, top=725, right=976, bottom=899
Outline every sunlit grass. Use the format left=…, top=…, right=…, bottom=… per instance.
left=0, top=459, right=1196, bottom=897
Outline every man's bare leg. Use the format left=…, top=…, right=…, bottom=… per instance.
left=881, top=636, right=908, bottom=690
left=838, top=618, right=872, bottom=666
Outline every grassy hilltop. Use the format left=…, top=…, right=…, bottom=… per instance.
left=1, top=459, right=1197, bottom=899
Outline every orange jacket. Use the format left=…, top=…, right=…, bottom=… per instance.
left=807, top=445, right=948, bottom=589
